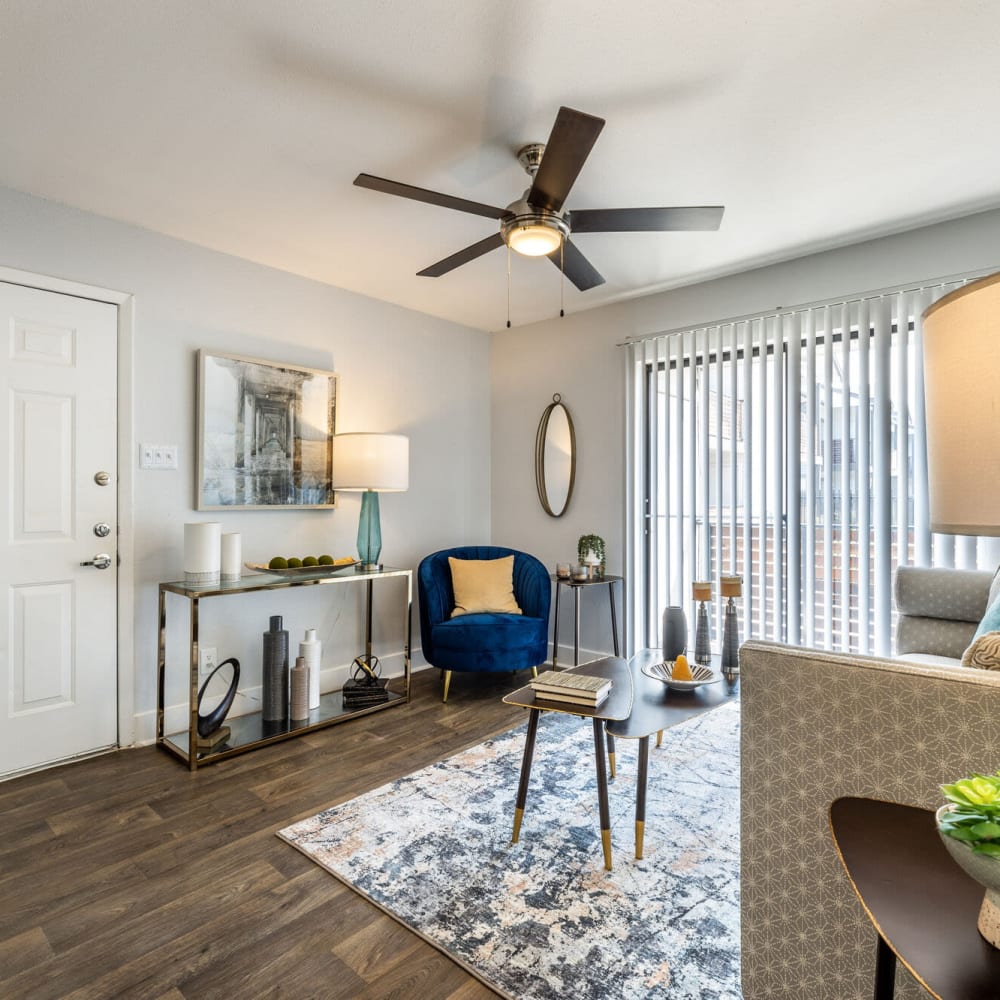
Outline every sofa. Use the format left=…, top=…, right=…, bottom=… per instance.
left=894, top=564, right=996, bottom=666
left=740, top=639, right=1000, bottom=999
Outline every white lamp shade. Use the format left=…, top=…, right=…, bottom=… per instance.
left=922, top=272, right=1000, bottom=535
left=331, top=433, right=409, bottom=492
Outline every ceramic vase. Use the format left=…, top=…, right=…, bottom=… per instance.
left=262, top=614, right=289, bottom=721
left=299, top=628, right=322, bottom=710
left=937, top=805, right=1000, bottom=948
left=661, top=606, right=687, bottom=661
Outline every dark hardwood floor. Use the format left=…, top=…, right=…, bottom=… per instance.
left=0, top=668, right=531, bottom=1000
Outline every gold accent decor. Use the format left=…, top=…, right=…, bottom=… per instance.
left=609, top=752, right=617, bottom=779
left=636, top=820, right=645, bottom=860
left=512, top=806, right=524, bottom=844
left=601, top=829, right=613, bottom=871
left=442, top=670, right=452, bottom=703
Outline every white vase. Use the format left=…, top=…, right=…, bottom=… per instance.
left=299, top=628, right=322, bottom=709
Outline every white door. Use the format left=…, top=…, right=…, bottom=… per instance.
left=0, top=281, right=118, bottom=778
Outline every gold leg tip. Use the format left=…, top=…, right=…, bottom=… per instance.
left=512, top=807, right=524, bottom=844
left=636, top=820, right=645, bottom=860
left=601, top=829, right=613, bottom=870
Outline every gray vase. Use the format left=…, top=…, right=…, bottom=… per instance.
left=661, top=606, right=687, bottom=660
left=262, top=614, right=289, bottom=721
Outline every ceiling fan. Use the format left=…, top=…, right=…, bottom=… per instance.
left=354, top=106, right=724, bottom=292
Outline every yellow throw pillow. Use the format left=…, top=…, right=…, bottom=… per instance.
left=449, top=555, right=523, bottom=617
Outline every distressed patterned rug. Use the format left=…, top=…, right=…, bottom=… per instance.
left=278, top=701, right=741, bottom=1000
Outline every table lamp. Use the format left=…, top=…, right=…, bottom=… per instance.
left=922, top=272, right=1000, bottom=536
left=331, top=433, right=409, bottom=571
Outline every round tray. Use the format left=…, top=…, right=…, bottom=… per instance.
left=244, top=560, right=359, bottom=578
left=641, top=660, right=720, bottom=691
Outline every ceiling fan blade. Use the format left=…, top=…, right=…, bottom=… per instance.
left=570, top=206, right=725, bottom=233
left=354, top=173, right=511, bottom=221
left=417, top=232, right=505, bottom=277
left=528, top=107, right=605, bottom=213
left=548, top=239, right=605, bottom=292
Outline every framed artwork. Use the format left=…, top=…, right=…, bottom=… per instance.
left=196, top=350, right=338, bottom=510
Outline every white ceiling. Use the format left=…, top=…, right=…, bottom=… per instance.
left=3, top=1, right=1000, bottom=332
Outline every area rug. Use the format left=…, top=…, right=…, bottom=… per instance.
left=278, top=701, right=741, bottom=1000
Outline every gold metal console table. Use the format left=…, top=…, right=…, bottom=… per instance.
left=156, top=567, right=412, bottom=771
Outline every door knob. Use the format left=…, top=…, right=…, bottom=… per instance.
left=80, top=553, right=112, bottom=570
left=94, top=522, right=111, bottom=538
left=94, top=471, right=111, bottom=486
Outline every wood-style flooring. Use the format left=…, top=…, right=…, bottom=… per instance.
left=0, top=668, right=529, bottom=1000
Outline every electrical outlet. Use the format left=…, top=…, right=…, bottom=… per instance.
left=199, top=646, right=218, bottom=676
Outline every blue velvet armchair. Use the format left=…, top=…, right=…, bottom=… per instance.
left=418, top=545, right=551, bottom=701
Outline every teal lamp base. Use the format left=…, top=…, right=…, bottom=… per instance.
left=357, top=491, right=382, bottom=571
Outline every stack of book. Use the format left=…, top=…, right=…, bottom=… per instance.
left=342, top=676, right=391, bottom=708
left=529, top=670, right=612, bottom=708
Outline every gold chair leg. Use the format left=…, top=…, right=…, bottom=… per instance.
left=531, top=666, right=538, bottom=678
left=656, top=729, right=663, bottom=748
left=442, top=670, right=452, bottom=703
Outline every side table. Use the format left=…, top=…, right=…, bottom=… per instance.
left=550, top=573, right=623, bottom=669
left=830, top=796, right=1000, bottom=999
left=503, top=656, right=633, bottom=871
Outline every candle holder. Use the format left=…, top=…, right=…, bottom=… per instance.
left=720, top=575, right=742, bottom=683
left=692, top=582, right=712, bottom=665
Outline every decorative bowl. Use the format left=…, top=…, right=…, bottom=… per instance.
left=936, top=804, right=1000, bottom=948
left=641, top=660, right=720, bottom=691
left=245, top=560, right=359, bottom=577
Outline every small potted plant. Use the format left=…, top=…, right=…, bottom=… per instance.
left=577, top=534, right=606, bottom=578
left=937, top=770, right=1000, bottom=947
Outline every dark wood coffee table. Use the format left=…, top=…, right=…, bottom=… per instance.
left=503, top=656, right=633, bottom=871
left=607, top=648, right=733, bottom=858
left=830, top=796, right=1000, bottom=999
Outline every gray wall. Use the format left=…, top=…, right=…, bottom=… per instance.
left=491, top=208, right=1000, bottom=661
left=0, top=186, right=491, bottom=741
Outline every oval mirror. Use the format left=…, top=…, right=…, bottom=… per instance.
left=535, top=394, right=576, bottom=517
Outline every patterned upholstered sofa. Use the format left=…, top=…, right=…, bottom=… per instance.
left=740, top=640, right=1000, bottom=999
left=894, top=564, right=995, bottom=666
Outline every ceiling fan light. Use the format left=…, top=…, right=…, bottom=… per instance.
left=506, top=223, right=564, bottom=257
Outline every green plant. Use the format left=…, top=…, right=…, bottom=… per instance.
left=939, top=770, right=1000, bottom=856
left=577, top=534, right=606, bottom=573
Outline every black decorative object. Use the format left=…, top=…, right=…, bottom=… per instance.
left=196, top=656, right=240, bottom=737
left=661, top=606, right=687, bottom=661
left=694, top=601, right=711, bottom=665
left=262, top=614, right=289, bottom=721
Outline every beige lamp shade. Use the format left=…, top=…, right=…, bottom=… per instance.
left=330, top=433, right=409, bottom=492
left=922, top=273, right=1000, bottom=535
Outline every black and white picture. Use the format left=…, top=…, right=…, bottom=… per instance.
left=197, top=351, right=338, bottom=509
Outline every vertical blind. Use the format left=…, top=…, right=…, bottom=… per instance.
left=625, top=275, right=1000, bottom=658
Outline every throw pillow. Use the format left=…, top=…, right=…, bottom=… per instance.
left=449, top=555, right=522, bottom=618
left=989, top=564, right=1000, bottom=611
left=962, top=630, right=1000, bottom=671
left=973, top=593, right=1000, bottom=641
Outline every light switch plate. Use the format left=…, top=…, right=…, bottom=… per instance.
left=139, top=443, right=179, bottom=470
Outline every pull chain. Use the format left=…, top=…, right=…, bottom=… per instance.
left=560, top=239, right=565, bottom=318
left=506, top=244, right=512, bottom=329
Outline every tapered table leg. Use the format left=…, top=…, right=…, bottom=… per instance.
left=552, top=580, right=562, bottom=671
left=593, top=717, right=613, bottom=870
left=635, top=735, right=650, bottom=859
left=512, top=708, right=541, bottom=844
left=606, top=730, right=617, bottom=779
left=608, top=580, right=620, bottom=656
left=873, top=936, right=896, bottom=1000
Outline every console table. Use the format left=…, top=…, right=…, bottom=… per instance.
left=550, top=573, right=623, bottom=669
left=830, top=796, right=1000, bottom=999
left=156, top=567, right=411, bottom=771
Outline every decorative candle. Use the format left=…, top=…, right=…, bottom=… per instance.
left=220, top=532, right=241, bottom=581
left=572, top=564, right=588, bottom=581
left=556, top=563, right=571, bottom=579
left=692, top=581, right=712, bottom=601
left=184, top=522, right=221, bottom=585
left=720, top=574, right=743, bottom=598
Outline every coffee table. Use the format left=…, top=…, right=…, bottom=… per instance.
left=503, top=656, right=633, bottom=871
left=607, top=648, right=732, bottom=858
